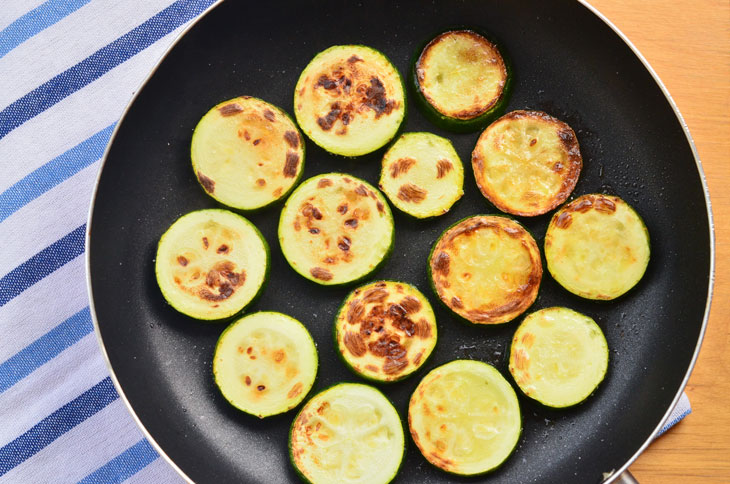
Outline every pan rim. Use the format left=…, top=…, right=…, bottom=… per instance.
left=83, top=1, right=715, bottom=483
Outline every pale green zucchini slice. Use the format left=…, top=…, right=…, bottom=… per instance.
left=213, top=312, right=317, bottom=418
left=472, top=110, right=582, bottom=216
left=509, top=307, right=609, bottom=408
left=155, top=209, right=269, bottom=321
left=278, top=173, right=394, bottom=285
left=413, top=30, right=510, bottom=132
left=334, top=280, right=438, bottom=382
left=191, top=96, right=304, bottom=210
left=544, top=194, right=650, bottom=300
left=408, top=360, right=521, bottom=475
left=428, top=215, right=542, bottom=325
left=290, top=383, right=405, bottom=484
left=378, top=132, right=464, bottom=218
left=294, top=45, right=406, bottom=157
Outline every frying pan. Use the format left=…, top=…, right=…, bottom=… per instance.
left=86, top=0, right=714, bottom=482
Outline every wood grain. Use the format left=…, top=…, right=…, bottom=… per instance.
left=587, top=0, right=730, bottom=482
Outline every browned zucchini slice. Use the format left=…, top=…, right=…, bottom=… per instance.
left=472, top=110, right=582, bottom=216
left=294, top=45, right=406, bottom=157
left=213, top=311, right=317, bottom=418
left=378, top=132, right=464, bottom=218
left=414, top=30, right=510, bottom=131
left=334, top=280, right=438, bottom=382
left=544, top=194, right=650, bottom=300
left=428, top=215, right=542, bottom=324
left=191, top=96, right=304, bottom=210
left=278, top=173, right=394, bottom=285
left=155, top=209, right=269, bottom=321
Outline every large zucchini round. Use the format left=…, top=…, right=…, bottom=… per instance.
left=428, top=215, right=542, bottom=324
left=378, top=132, right=464, bottom=218
left=213, top=311, right=317, bottom=418
left=278, top=173, right=394, bottom=285
left=191, top=96, right=305, bottom=210
left=289, top=383, right=405, bottom=484
left=509, top=307, right=609, bottom=408
left=472, top=110, right=582, bottom=216
left=155, top=209, right=269, bottom=321
left=544, top=194, right=650, bottom=300
left=334, top=280, right=438, bottom=382
left=413, top=30, right=511, bottom=132
left=294, top=45, right=406, bottom=157
left=408, top=360, right=521, bottom=475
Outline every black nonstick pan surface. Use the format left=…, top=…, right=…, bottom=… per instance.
left=86, top=1, right=713, bottom=482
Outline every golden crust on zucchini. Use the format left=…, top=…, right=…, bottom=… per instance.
left=191, top=97, right=304, bottom=210
left=278, top=174, right=393, bottom=285
left=472, top=110, right=582, bottom=216
left=544, top=194, right=650, bottom=300
left=429, top=216, right=541, bottom=324
left=294, top=45, right=405, bottom=156
left=416, top=30, right=507, bottom=120
left=335, top=280, right=437, bottom=381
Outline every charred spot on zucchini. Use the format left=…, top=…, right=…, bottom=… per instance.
left=545, top=194, right=650, bottom=300
left=472, top=110, right=582, bottom=216
left=279, top=173, right=394, bottom=285
left=191, top=96, right=305, bottom=211
left=413, top=30, right=511, bottom=132
left=294, top=45, right=406, bottom=157
left=428, top=215, right=541, bottom=325
left=509, top=307, right=608, bottom=408
left=379, top=132, right=464, bottom=218
left=155, top=209, right=268, bottom=321
left=213, top=312, right=317, bottom=418
left=408, top=360, right=521, bottom=475
left=334, top=280, right=438, bottom=382
left=289, top=383, right=404, bottom=484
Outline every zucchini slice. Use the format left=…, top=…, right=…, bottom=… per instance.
left=191, top=96, right=305, bottom=210
left=334, top=280, right=438, bottom=382
left=278, top=173, right=394, bottom=285
left=294, top=45, right=406, bottom=157
left=290, top=383, right=405, bottom=484
left=213, top=311, right=317, bottom=418
left=544, top=194, right=650, bottom=300
left=378, top=132, right=464, bottom=218
left=408, top=360, right=521, bottom=475
left=428, top=215, right=542, bottom=325
left=509, top=307, right=608, bottom=408
left=472, top=110, right=582, bottom=216
left=413, top=30, right=510, bottom=132
left=155, top=209, right=269, bottom=321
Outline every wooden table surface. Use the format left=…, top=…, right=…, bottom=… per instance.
left=586, top=1, right=730, bottom=482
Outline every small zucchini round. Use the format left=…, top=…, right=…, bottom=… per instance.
left=413, top=30, right=511, bottom=132
left=472, top=110, right=582, bottom=216
left=509, top=307, right=609, bottom=408
left=294, top=45, right=406, bottom=157
left=408, top=360, right=521, bottom=475
left=278, top=173, right=394, bottom=286
left=213, top=311, right=317, bottom=418
left=428, top=215, right=542, bottom=325
left=544, top=194, right=650, bottom=300
left=191, top=96, right=305, bottom=210
left=155, top=209, right=269, bottom=321
left=334, top=280, right=438, bottom=382
left=290, top=383, right=405, bottom=484
left=378, top=132, right=464, bottom=218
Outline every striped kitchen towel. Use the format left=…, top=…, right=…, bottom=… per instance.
left=0, top=1, right=691, bottom=483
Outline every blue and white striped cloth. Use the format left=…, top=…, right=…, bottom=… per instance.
left=0, top=1, right=691, bottom=482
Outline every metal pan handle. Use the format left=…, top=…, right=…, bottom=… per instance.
left=613, top=470, right=639, bottom=484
